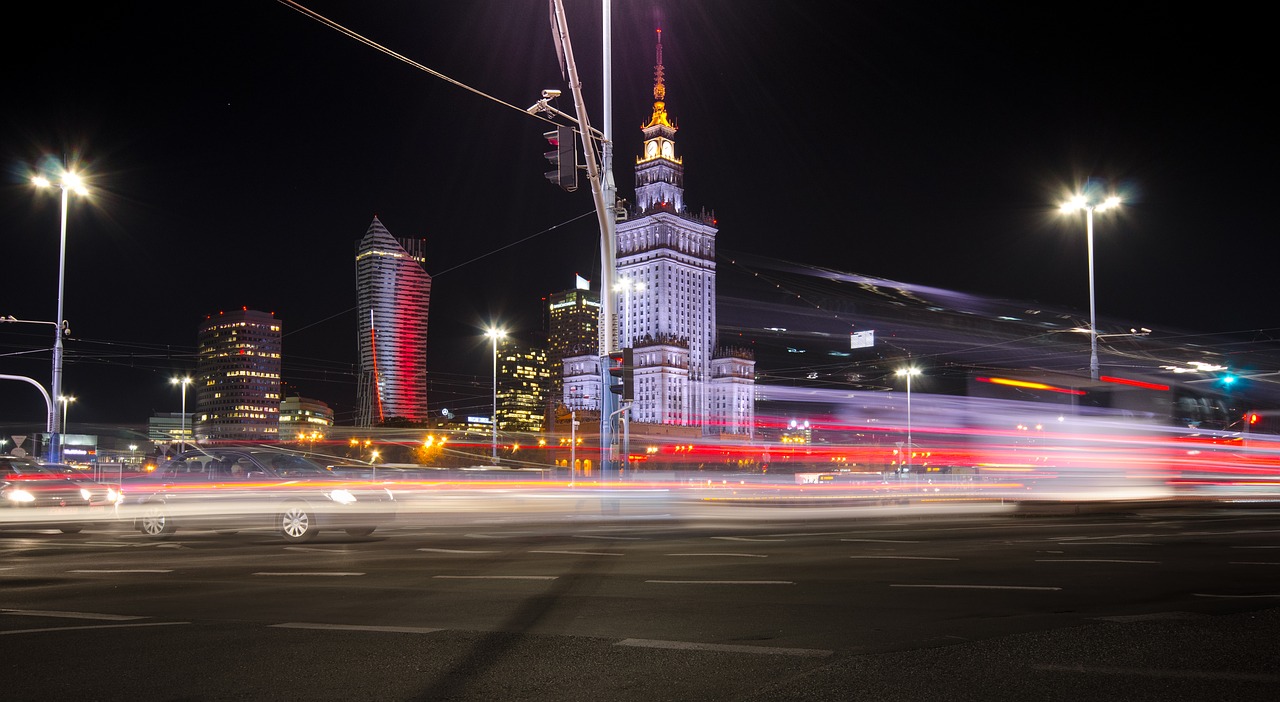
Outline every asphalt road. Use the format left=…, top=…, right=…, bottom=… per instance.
left=3, top=500, right=1279, bottom=700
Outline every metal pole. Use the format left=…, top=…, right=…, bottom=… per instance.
left=570, top=409, right=576, bottom=487
left=49, top=185, right=70, bottom=461
left=904, top=374, right=912, bottom=475
left=179, top=384, right=187, bottom=454
left=492, top=334, right=499, bottom=462
left=1086, top=206, right=1099, bottom=380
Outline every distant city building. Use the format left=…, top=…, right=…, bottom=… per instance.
left=496, top=339, right=551, bottom=434
left=355, top=216, right=432, bottom=426
left=599, top=29, right=755, bottom=436
left=547, top=276, right=600, bottom=400
left=194, top=308, right=282, bottom=442
left=147, top=412, right=193, bottom=446
left=279, top=396, right=335, bottom=439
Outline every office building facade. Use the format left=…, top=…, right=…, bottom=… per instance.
left=194, top=308, right=282, bottom=442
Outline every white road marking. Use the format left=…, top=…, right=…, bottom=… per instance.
left=646, top=580, right=794, bottom=585
left=284, top=546, right=350, bottom=553
left=850, top=555, right=958, bottom=561
left=433, top=575, right=557, bottom=580
left=841, top=538, right=921, bottom=544
left=253, top=572, right=364, bottom=577
left=711, top=536, right=785, bottom=542
left=529, top=550, right=624, bottom=556
left=2, top=609, right=145, bottom=621
left=891, top=584, right=1061, bottom=591
left=68, top=569, right=174, bottom=573
left=1035, top=559, right=1158, bottom=564
left=1, top=621, right=188, bottom=636
left=417, top=548, right=500, bottom=554
left=271, top=622, right=445, bottom=634
left=1057, top=542, right=1154, bottom=546
left=666, top=553, right=767, bottom=558
left=616, top=638, right=831, bottom=658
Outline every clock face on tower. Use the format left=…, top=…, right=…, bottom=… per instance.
left=645, top=141, right=657, bottom=158
left=661, top=141, right=673, bottom=159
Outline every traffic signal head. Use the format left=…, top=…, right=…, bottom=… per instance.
left=607, top=347, right=634, bottom=402
left=543, top=125, right=577, bottom=192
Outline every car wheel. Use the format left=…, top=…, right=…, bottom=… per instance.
left=279, top=503, right=318, bottom=543
left=139, top=504, right=175, bottom=538
left=345, top=526, right=376, bottom=537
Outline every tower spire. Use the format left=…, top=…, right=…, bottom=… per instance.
left=645, top=29, right=673, bottom=129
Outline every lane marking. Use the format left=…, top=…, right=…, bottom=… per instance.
left=284, top=546, right=351, bottom=553
left=1233, top=545, right=1280, bottom=549
left=841, top=538, right=921, bottom=544
left=253, top=572, right=365, bottom=577
left=418, top=548, right=499, bottom=554
left=68, top=569, right=174, bottom=573
left=850, top=555, right=958, bottom=561
left=433, top=575, right=557, bottom=580
left=617, top=638, right=831, bottom=658
left=1, top=621, right=188, bottom=636
left=1035, top=559, right=1159, bottom=564
left=892, top=584, right=1061, bottom=591
left=666, top=553, right=767, bottom=558
left=1030, top=663, right=1280, bottom=682
left=2, top=609, right=145, bottom=621
left=1057, top=542, right=1154, bottom=546
left=529, top=550, right=624, bottom=556
left=647, top=580, right=793, bottom=585
left=272, top=622, right=445, bottom=634
left=711, top=536, right=785, bottom=542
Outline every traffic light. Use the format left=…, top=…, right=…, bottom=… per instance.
left=607, top=347, right=634, bottom=402
left=543, top=125, right=577, bottom=192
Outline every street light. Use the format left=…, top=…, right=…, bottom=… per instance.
left=170, top=376, right=193, bottom=453
left=895, top=367, right=921, bottom=476
left=1060, top=192, right=1122, bottom=380
left=32, top=170, right=88, bottom=461
left=57, top=395, right=75, bottom=462
left=484, top=327, right=507, bottom=463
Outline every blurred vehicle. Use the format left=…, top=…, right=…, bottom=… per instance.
left=125, top=447, right=395, bottom=542
left=40, top=463, right=125, bottom=508
left=1, top=456, right=101, bottom=533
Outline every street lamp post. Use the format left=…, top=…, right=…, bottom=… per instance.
left=32, top=170, right=88, bottom=462
left=57, top=395, right=75, bottom=463
left=1060, top=192, right=1122, bottom=380
left=170, top=376, right=192, bottom=454
left=895, top=367, right=921, bottom=476
left=484, top=327, right=507, bottom=463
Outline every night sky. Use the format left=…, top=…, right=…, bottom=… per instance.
left=2, top=1, right=1275, bottom=425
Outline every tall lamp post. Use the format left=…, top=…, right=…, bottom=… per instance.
left=32, top=170, right=88, bottom=462
left=57, top=395, right=75, bottom=463
left=895, top=367, right=921, bottom=475
left=170, top=376, right=192, bottom=454
left=1060, top=192, right=1122, bottom=380
left=484, top=327, right=506, bottom=463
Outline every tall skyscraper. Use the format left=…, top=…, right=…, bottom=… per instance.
left=194, top=308, right=282, bottom=442
left=547, top=276, right=600, bottom=400
left=496, top=338, right=551, bottom=434
left=611, top=29, right=755, bottom=436
left=355, top=216, right=432, bottom=426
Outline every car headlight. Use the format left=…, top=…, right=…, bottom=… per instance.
left=327, top=489, right=357, bottom=505
left=5, top=489, right=36, bottom=503
left=80, top=488, right=92, bottom=501
left=107, top=487, right=122, bottom=504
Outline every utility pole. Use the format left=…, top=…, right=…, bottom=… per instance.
left=548, top=0, right=620, bottom=477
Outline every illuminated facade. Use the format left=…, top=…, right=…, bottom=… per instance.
left=355, top=217, right=432, bottom=426
left=610, top=29, right=755, bottom=436
left=547, top=280, right=600, bottom=400
left=496, top=340, right=551, bottom=434
left=279, top=396, right=335, bottom=439
left=194, top=309, right=282, bottom=442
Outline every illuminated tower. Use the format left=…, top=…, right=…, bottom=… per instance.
left=548, top=276, right=600, bottom=400
left=614, top=29, right=755, bottom=436
left=355, top=217, right=432, bottom=426
left=194, top=308, right=282, bottom=442
left=496, top=338, right=551, bottom=434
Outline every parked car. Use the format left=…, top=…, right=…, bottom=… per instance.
left=1, top=456, right=103, bottom=533
left=125, top=447, right=395, bottom=542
